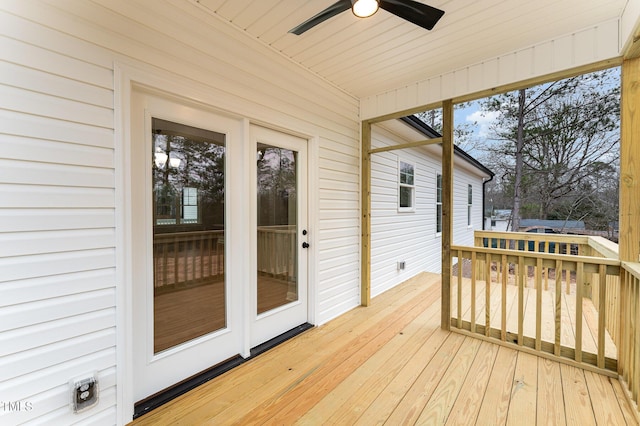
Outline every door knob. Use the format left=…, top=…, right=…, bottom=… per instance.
left=302, top=242, right=310, bottom=249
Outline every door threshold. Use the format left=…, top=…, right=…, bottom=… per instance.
left=133, top=323, right=314, bottom=419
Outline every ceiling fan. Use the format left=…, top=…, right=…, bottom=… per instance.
left=289, top=0, right=445, bottom=35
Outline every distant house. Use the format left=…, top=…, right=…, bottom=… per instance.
left=519, top=219, right=586, bottom=233
left=486, top=209, right=512, bottom=232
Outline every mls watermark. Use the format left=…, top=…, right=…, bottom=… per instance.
left=1, top=401, right=34, bottom=412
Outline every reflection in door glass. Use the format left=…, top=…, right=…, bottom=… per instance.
left=257, top=144, right=298, bottom=314
left=152, top=118, right=226, bottom=353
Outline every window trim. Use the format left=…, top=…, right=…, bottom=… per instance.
left=467, top=184, right=473, bottom=228
left=436, top=172, right=442, bottom=234
left=398, top=159, right=416, bottom=213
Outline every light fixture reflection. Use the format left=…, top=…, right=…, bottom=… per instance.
left=169, top=157, right=181, bottom=168
left=154, top=147, right=181, bottom=169
left=154, top=149, right=168, bottom=168
left=352, top=0, right=379, bottom=18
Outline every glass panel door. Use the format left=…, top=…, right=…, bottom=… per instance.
left=151, top=118, right=226, bottom=353
left=256, top=144, right=298, bottom=314
left=132, top=89, right=243, bottom=405
left=250, top=125, right=308, bottom=348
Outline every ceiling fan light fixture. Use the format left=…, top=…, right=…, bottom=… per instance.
left=351, top=0, right=379, bottom=18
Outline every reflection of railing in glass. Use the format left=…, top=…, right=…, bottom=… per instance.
left=256, top=144, right=298, bottom=314
left=153, top=230, right=225, bottom=291
left=257, top=225, right=297, bottom=280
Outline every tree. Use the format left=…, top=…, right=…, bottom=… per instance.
left=479, top=68, right=620, bottom=230
left=414, top=103, right=479, bottom=153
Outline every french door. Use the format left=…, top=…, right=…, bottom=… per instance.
left=130, top=90, right=244, bottom=403
left=250, top=125, right=308, bottom=347
left=130, top=90, right=309, bottom=405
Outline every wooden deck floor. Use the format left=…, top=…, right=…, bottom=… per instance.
left=131, top=273, right=638, bottom=425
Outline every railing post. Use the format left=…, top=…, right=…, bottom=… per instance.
left=441, top=100, right=454, bottom=330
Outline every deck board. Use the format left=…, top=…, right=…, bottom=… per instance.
left=130, top=272, right=638, bottom=426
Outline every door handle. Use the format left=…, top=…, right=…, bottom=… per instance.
left=302, top=242, right=310, bottom=249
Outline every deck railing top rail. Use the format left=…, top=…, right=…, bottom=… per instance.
left=474, top=230, right=619, bottom=260
left=475, top=230, right=591, bottom=245
left=454, top=244, right=621, bottom=268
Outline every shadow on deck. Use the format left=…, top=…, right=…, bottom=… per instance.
left=131, top=273, right=637, bottom=425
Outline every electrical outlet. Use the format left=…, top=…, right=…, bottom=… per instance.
left=398, top=261, right=406, bottom=270
left=71, top=375, right=98, bottom=413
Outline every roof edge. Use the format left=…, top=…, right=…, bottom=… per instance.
left=399, top=116, right=495, bottom=178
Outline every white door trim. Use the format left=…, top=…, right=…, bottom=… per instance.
left=114, top=60, right=319, bottom=425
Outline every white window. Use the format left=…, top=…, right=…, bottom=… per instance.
left=436, top=173, right=442, bottom=233
left=182, top=187, right=199, bottom=223
left=398, top=160, right=415, bottom=211
left=467, top=184, right=473, bottom=227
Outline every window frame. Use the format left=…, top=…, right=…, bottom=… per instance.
left=467, top=184, right=473, bottom=227
left=436, top=172, right=442, bottom=234
left=398, top=159, right=416, bottom=213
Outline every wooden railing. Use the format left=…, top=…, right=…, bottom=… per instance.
left=257, top=225, right=296, bottom=280
left=620, top=261, right=640, bottom=412
left=153, top=230, right=225, bottom=291
left=474, top=231, right=622, bottom=345
left=153, top=226, right=297, bottom=291
left=451, top=231, right=622, bottom=375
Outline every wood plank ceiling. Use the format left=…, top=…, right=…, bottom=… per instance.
left=195, top=0, right=628, bottom=99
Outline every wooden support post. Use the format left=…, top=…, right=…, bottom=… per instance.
left=441, top=100, right=454, bottom=330
left=361, top=121, right=372, bottom=306
left=620, top=56, right=640, bottom=263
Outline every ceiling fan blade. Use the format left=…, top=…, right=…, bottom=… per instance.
left=289, top=0, right=352, bottom=35
left=379, top=0, right=445, bottom=31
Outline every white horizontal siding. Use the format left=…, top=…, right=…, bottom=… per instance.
left=452, top=170, right=485, bottom=247
left=0, top=0, right=360, bottom=423
left=370, top=125, right=489, bottom=298
left=361, top=19, right=621, bottom=120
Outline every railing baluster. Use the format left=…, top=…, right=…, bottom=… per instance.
left=575, top=261, right=584, bottom=363
left=635, top=277, right=640, bottom=406
left=621, top=270, right=629, bottom=384
left=598, top=264, right=606, bottom=369
left=501, top=254, right=507, bottom=341
left=518, top=256, right=524, bottom=346
left=471, top=251, right=477, bottom=333
left=544, top=266, right=549, bottom=291
left=555, top=259, right=562, bottom=356
left=174, top=234, right=179, bottom=285
left=457, top=249, right=463, bottom=328
left=633, top=274, right=639, bottom=403
left=536, top=257, right=543, bottom=351
left=486, top=252, right=491, bottom=336
left=199, top=233, right=204, bottom=281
